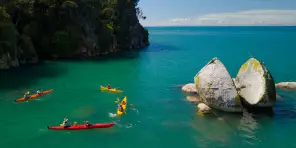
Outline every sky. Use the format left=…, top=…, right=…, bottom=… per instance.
left=138, top=0, right=296, bottom=26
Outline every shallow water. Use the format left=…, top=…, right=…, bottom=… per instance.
left=0, top=26, right=296, bottom=148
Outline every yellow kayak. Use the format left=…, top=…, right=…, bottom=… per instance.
left=100, top=86, right=123, bottom=93
left=117, top=96, right=127, bottom=116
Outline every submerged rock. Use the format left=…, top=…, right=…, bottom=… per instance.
left=186, top=96, right=202, bottom=103
left=194, top=57, right=243, bottom=112
left=182, top=83, right=197, bottom=94
left=235, top=58, right=276, bottom=107
left=197, top=103, right=211, bottom=114
left=275, top=82, right=296, bottom=90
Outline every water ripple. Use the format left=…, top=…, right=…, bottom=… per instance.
left=237, top=111, right=261, bottom=146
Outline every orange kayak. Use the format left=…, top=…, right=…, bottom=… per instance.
left=15, top=89, right=53, bottom=102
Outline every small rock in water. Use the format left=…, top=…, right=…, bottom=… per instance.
left=197, top=103, right=212, bottom=114
left=275, top=82, right=296, bottom=90
left=182, top=83, right=197, bottom=94
left=186, top=96, right=202, bottom=103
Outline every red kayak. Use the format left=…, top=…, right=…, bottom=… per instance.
left=47, top=122, right=115, bottom=130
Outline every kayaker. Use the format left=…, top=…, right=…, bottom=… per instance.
left=24, top=91, right=30, bottom=100
left=36, top=89, right=42, bottom=95
left=62, top=118, right=69, bottom=128
left=118, top=104, right=123, bottom=112
left=107, top=84, right=112, bottom=89
left=85, top=121, right=92, bottom=126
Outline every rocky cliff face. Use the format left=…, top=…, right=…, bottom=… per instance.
left=0, top=0, right=149, bottom=69
left=0, top=21, right=38, bottom=69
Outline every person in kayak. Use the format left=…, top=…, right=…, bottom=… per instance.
left=36, top=89, right=42, bottom=95
left=107, top=84, right=112, bottom=89
left=62, top=118, right=70, bottom=128
left=24, top=91, right=30, bottom=100
left=85, top=121, right=92, bottom=126
left=118, top=104, right=123, bottom=112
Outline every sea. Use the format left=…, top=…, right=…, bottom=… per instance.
left=0, top=26, right=296, bottom=148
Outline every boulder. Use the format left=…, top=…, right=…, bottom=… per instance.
left=194, top=57, right=243, bottom=112
left=197, top=103, right=211, bottom=114
left=275, top=82, right=296, bottom=90
left=182, top=83, right=197, bottom=94
left=235, top=58, right=276, bottom=107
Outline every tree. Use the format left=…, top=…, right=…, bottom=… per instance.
left=0, top=0, right=149, bottom=60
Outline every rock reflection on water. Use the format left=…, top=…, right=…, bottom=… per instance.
left=190, top=114, right=235, bottom=146
left=190, top=110, right=262, bottom=147
left=237, top=111, right=261, bottom=146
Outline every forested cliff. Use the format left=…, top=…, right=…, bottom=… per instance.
left=0, top=0, right=149, bottom=69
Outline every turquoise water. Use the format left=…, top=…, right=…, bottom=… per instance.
left=1, top=26, right=296, bottom=148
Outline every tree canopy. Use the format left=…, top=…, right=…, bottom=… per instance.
left=0, top=0, right=149, bottom=60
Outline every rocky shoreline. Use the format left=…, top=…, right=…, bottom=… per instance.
left=0, top=44, right=150, bottom=70
left=0, top=26, right=150, bottom=70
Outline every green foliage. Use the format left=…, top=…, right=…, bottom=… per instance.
left=106, top=23, right=113, bottom=30
left=62, top=1, right=78, bottom=8
left=0, top=0, right=149, bottom=59
left=98, top=23, right=114, bottom=51
left=0, top=6, right=10, bottom=21
left=51, top=25, right=82, bottom=56
left=136, top=7, right=146, bottom=20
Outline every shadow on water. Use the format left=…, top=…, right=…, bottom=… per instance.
left=0, top=43, right=176, bottom=92
left=49, top=50, right=143, bottom=63
left=242, top=105, right=275, bottom=118
left=0, top=61, right=68, bottom=91
left=0, top=49, right=146, bottom=91
left=141, top=43, right=179, bottom=53
left=273, top=94, right=296, bottom=121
